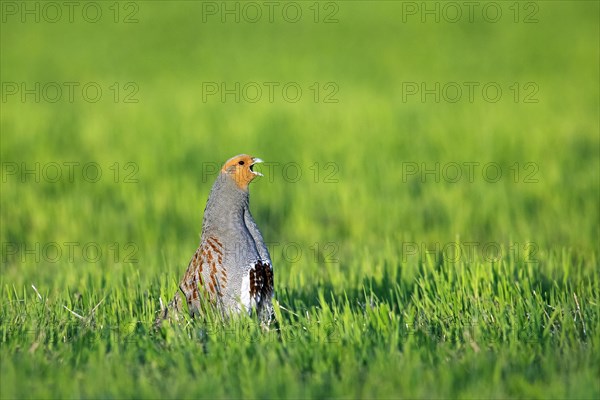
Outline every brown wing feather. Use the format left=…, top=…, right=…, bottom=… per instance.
left=179, top=236, right=227, bottom=316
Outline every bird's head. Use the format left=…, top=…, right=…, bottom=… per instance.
left=221, top=154, right=264, bottom=191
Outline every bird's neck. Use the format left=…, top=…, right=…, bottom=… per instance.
left=201, top=173, right=249, bottom=233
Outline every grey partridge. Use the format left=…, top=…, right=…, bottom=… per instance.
left=157, top=154, right=274, bottom=326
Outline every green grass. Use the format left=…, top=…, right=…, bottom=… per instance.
left=1, top=1, right=599, bottom=398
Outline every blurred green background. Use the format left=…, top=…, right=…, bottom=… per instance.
left=1, top=1, right=599, bottom=398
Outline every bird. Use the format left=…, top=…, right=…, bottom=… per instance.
left=155, top=154, right=274, bottom=326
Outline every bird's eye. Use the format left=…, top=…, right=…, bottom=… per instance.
left=238, top=161, right=245, bottom=166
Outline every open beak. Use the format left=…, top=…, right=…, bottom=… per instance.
left=250, top=157, right=264, bottom=176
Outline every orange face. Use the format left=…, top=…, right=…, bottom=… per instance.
left=221, top=154, right=264, bottom=190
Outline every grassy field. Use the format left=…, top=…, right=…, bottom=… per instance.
left=1, top=1, right=599, bottom=398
